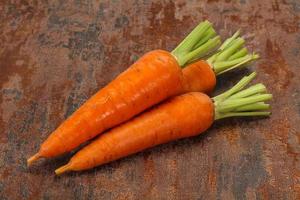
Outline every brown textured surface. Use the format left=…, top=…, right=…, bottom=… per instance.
left=0, top=0, right=299, bottom=199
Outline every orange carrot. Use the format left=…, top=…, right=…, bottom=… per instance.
left=27, top=22, right=257, bottom=166
left=55, top=72, right=272, bottom=174
left=56, top=93, right=214, bottom=174
left=28, top=21, right=221, bottom=165
left=29, top=50, right=186, bottom=161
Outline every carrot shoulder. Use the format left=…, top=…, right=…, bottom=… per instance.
left=182, top=60, right=216, bottom=93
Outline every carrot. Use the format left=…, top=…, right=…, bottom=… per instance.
left=27, top=22, right=257, bottom=166
left=55, top=72, right=272, bottom=174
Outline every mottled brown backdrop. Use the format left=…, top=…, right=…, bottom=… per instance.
left=0, top=0, right=299, bottom=199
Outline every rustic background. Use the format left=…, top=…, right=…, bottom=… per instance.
left=0, top=0, right=299, bottom=199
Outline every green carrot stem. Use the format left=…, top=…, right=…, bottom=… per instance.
left=228, top=48, right=248, bottom=60
left=214, top=53, right=259, bottom=75
left=213, top=55, right=252, bottom=74
left=234, top=103, right=270, bottom=112
left=172, top=21, right=211, bottom=54
left=215, top=111, right=271, bottom=120
left=206, top=30, right=259, bottom=75
left=206, top=31, right=240, bottom=64
left=193, top=27, right=217, bottom=49
left=228, top=83, right=266, bottom=99
left=219, top=30, right=240, bottom=50
left=213, top=72, right=272, bottom=120
left=215, top=38, right=245, bottom=62
left=171, top=21, right=220, bottom=67
left=217, top=94, right=272, bottom=113
left=172, top=21, right=211, bottom=58
left=213, top=72, right=256, bottom=101
left=214, top=56, right=249, bottom=70
left=178, top=36, right=221, bottom=66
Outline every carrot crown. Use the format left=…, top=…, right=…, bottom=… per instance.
left=171, top=21, right=221, bottom=67
left=213, top=72, right=272, bottom=120
left=207, top=31, right=259, bottom=75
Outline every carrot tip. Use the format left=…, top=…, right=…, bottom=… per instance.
left=27, top=153, right=41, bottom=167
left=55, top=164, right=71, bottom=175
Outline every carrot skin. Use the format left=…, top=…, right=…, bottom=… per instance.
left=182, top=60, right=216, bottom=94
left=56, top=93, right=214, bottom=173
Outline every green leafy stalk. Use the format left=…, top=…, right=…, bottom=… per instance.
left=207, top=31, right=240, bottom=64
left=172, top=21, right=211, bottom=56
left=234, top=102, right=270, bottom=112
left=217, top=94, right=272, bottom=113
left=213, top=72, right=257, bottom=101
left=228, top=83, right=266, bottom=99
left=214, top=54, right=259, bottom=75
left=178, top=36, right=221, bottom=66
left=228, top=48, right=248, bottom=60
left=193, top=27, right=217, bottom=49
left=216, top=38, right=245, bottom=62
left=213, top=72, right=272, bottom=120
left=171, top=20, right=221, bottom=67
left=206, top=31, right=259, bottom=76
left=215, top=112, right=271, bottom=120
left=219, top=30, right=240, bottom=50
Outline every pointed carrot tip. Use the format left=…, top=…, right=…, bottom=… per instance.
left=27, top=153, right=41, bottom=167
left=55, top=164, right=71, bottom=175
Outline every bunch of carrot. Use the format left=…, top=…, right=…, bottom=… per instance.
left=27, top=21, right=272, bottom=175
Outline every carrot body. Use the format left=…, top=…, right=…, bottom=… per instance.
left=56, top=93, right=214, bottom=173
left=29, top=50, right=216, bottom=162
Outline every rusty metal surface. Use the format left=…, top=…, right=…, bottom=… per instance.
left=0, top=0, right=299, bottom=199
